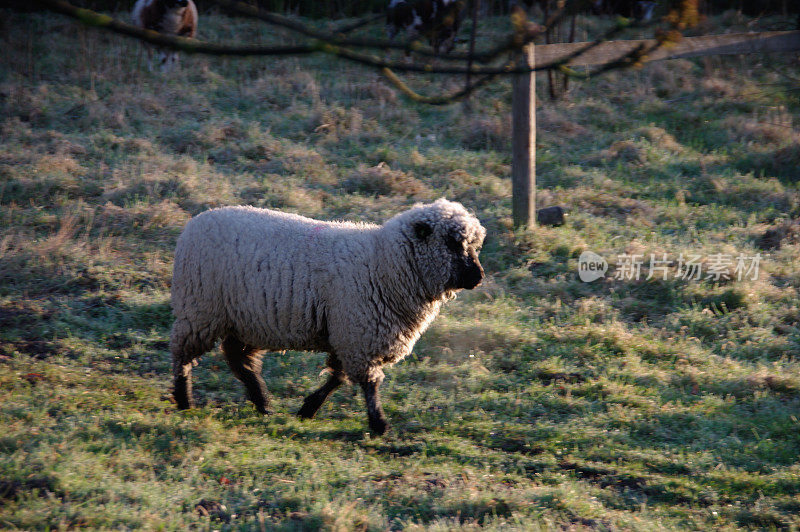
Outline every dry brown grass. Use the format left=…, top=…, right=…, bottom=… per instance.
left=460, top=114, right=512, bottom=151
left=635, top=126, right=685, bottom=153
left=274, top=144, right=337, bottom=186
left=725, top=107, right=798, bottom=145
left=307, top=104, right=380, bottom=144
left=538, top=107, right=590, bottom=142
left=342, top=162, right=431, bottom=198
left=100, top=200, right=191, bottom=233
left=568, top=186, right=655, bottom=220
left=586, top=140, right=645, bottom=165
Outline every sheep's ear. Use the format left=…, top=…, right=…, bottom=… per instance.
left=413, top=221, right=432, bottom=241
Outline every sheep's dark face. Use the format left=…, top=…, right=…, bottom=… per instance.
left=405, top=203, right=485, bottom=297
left=439, top=228, right=484, bottom=290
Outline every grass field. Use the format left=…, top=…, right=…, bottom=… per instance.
left=2, top=8, right=800, bottom=530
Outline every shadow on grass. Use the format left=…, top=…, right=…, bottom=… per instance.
left=735, top=143, right=800, bottom=184
left=73, top=417, right=210, bottom=466
left=0, top=476, right=60, bottom=504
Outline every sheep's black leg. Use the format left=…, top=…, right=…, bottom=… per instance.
left=174, top=367, right=193, bottom=410
left=360, top=378, right=388, bottom=435
left=222, top=336, right=272, bottom=415
left=171, top=318, right=207, bottom=410
left=299, top=355, right=344, bottom=419
left=298, top=372, right=344, bottom=419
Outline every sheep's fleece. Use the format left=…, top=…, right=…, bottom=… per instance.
left=170, top=198, right=486, bottom=434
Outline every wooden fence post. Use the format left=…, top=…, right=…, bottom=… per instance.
left=512, top=43, right=536, bottom=228
left=507, top=32, right=800, bottom=228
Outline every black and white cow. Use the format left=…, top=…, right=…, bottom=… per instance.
left=132, top=0, right=198, bottom=71
left=387, top=0, right=466, bottom=55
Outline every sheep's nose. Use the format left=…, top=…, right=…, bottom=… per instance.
left=462, top=262, right=484, bottom=290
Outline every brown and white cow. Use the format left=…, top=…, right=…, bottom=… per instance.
left=387, top=0, right=465, bottom=55
left=132, top=0, right=198, bottom=71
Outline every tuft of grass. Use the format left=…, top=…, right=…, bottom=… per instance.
left=342, top=162, right=432, bottom=199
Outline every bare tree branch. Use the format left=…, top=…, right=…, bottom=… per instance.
left=36, top=0, right=315, bottom=56
left=32, top=0, right=698, bottom=105
left=209, top=0, right=564, bottom=64
left=381, top=67, right=499, bottom=105
left=32, top=0, right=642, bottom=76
left=210, top=0, right=650, bottom=76
left=327, top=13, right=384, bottom=35
left=209, top=0, right=504, bottom=62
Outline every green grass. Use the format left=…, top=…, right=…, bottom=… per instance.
left=2, top=8, right=800, bottom=530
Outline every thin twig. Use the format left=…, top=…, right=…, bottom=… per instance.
left=210, top=0, right=489, bottom=61
left=328, top=13, right=384, bottom=35
left=210, top=0, right=568, bottom=63
left=32, top=0, right=647, bottom=76
left=37, top=0, right=667, bottom=77
left=381, top=67, right=499, bottom=104
left=33, top=0, right=697, bottom=106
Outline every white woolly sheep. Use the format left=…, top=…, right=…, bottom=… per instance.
left=170, top=199, right=486, bottom=434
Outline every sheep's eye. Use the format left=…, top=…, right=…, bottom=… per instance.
left=446, top=235, right=462, bottom=253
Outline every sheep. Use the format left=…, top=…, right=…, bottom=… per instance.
left=132, top=0, right=198, bottom=71
left=387, top=0, right=466, bottom=55
left=169, top=199, right=486, bottom=435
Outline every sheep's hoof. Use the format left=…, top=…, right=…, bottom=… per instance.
left=297, top=403, right=318, bottom=420
left=368, top=417, right=388, bottom=436
left=254, top=404, right=275, bottom=416
left=174, top=394, right=194, bottom=410
left=297, top=395, right=325, bottom=419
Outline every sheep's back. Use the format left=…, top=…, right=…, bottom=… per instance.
left=172, top=206, right=372, bottom=351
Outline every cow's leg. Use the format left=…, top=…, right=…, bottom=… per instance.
left=360, top=370, right=387, bottom=435
left=298, top=354, right=345, bottom=419
left=171, top=318, right=215, bottom=410
left=221, top=336, right=272, bottom=414
left=162, top=52, right=179, bottom=72
left=158, top=50, right=170, bottom=72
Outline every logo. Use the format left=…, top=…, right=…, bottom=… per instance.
left=578, top=251, right=608, bottom=282
left=575, top=250, right=760, bottom=283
